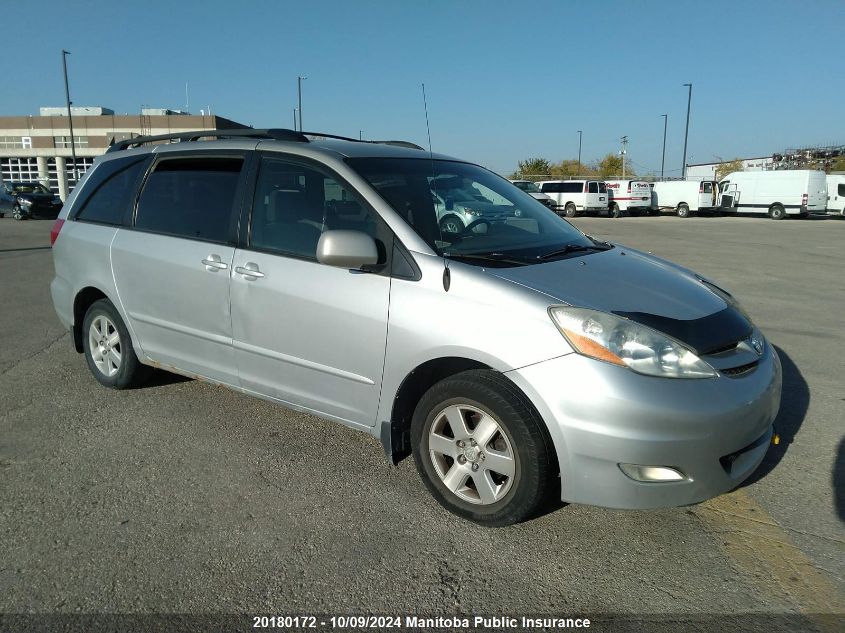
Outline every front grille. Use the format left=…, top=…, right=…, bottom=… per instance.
left=721, top=361, right=759, bottom=377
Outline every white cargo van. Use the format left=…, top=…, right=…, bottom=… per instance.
left=718, top=170, right=827, bottom=219
left=537, top=180, right=608, bottom=217
left=826, top=174, right=845, bottom=216
left=605, top=180, right=652, bottom=217
left=652, top=180, right=718, bottom=218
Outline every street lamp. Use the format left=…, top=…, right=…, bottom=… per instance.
left=682, top=83, right=692, bottom=179
left=61, top=50, right=79, bottom=184
left=293, top=108, right=297, bottom=130
left=661, top=114, right=668, bottom=181
left=577, top=130, right=582, bottom=176
left=297, top=75, right=307, bottom=131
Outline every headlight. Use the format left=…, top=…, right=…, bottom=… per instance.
left=549, top=306, right=716, bottom=379
left=17, top=197, right=32, bottom=206
left=462, top=207, right=484, bottom=216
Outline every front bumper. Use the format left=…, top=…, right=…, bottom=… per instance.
left=506, top=343, right=782, bottom=509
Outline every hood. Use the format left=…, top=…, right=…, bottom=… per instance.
left=17, top=192, right=55, bottom=202
left=490, top=246, right=751, bottom=354
left=528, top=192, right=552, bottom=201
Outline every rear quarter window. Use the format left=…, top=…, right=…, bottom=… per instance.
left=73, top=156, right=150, bottom=225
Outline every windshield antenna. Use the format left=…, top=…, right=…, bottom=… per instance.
left=422, top=82, right=450, bottom=291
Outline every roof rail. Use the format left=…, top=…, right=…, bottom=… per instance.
left=302, top=131, right=424, bottom=151
left=106, top=128, right=308, bottom=153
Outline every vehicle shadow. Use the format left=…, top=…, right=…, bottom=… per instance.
left=140, top=368, right=191, bottom=389
left=834, top=437, right=845, bottom=523
left=741, top=345, right=810, bottom=487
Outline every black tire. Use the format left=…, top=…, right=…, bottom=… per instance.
left=609, top=202, right=622, bottom=218
left=82, top=299, right=150, bottom=389
left=564, top=202, right=577, bottom=218
left=769, top=204, right=786, bottom=220
left=439, top=214, right=465, bottom=235
left=677, top=203, right=691, bottom=218
left=411, top=369, right=555, bottom=526
left=12, top=205, right=25, bottom=220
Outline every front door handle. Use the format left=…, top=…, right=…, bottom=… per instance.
left=235, top=263, right=265, bottom=280
left=202, top=254, right=228, bottom=271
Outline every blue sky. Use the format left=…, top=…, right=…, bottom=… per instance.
left=5, top=0, right=843, bottom=175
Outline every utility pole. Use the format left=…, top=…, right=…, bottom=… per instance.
left=297, top=76, right=307, bottom=131
left=577, top=130, right=582, bottom=176
left=682, top=83, right=692, bottom=179
left=621, top=136, right=628, bottom=179
left=61, top=50, right=79, bottom=184
left=661, top=114, right=668, bottom=181
left=293, top=108, right=297, bottom=130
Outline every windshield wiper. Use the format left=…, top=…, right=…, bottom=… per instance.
left=536, top=242, right=611, bottom=260
left=444, top=252, right=530, bottom=266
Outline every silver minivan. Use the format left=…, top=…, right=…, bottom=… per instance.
left=50, top=129, right=782, bottom=526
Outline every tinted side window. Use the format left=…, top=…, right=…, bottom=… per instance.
left=73, top=156, right=149, bottom=224
left=250, top=157, right=379, bottom=260
left=539, top=182, right=558, bottom=193
left=588, top=181, right=598, bottom=193
left=564, top=182, right=582, bottom=193
left=135, top=157, right=243, bottom=243
left=599, top=182, right=607, bottom=193
left=839, top=184, right=845, bottom=196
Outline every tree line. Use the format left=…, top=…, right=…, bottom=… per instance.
left=510, top=154, right=631, bottom=180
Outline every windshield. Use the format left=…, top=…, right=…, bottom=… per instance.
left=13, top=182, right=51, bottom=195
left=347, top=158, right=599, bottom=264
left=513, top=180, right=541, bottom=193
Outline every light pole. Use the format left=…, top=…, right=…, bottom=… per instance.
left=61, top=50, right=79, bottom=184
left=682, top=83, right=692, bottom=179
left=661, top=114, right=668, bottom=181
left=577, top=130, right=582, bottom=176
left=297, top=75, right=307, bottom=131
left=620, top=136, right=628, bottom=179
left=293, top=108, right=297, bottom=130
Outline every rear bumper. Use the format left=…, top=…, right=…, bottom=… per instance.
left=506, top=343, right=782, bottom=509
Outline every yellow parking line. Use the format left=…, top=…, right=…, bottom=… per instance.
left=695, top=489, right=844, bottom=631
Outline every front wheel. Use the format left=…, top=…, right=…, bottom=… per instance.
left=12, top=205, right=25, bottom=220
left=411, top=369, right=555, bottom=526
left=82, top=299, right=150, bottom=389
left=564, top=202, right=577, bottom=218
left=677, top=203, right=691, bottom=218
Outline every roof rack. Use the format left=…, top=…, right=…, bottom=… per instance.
left=106, top=128, right=308, bottom=153
left=106, top=127, right=425, bottom=154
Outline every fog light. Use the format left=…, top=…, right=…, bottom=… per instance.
left=619, top=463, right=686, bottom=482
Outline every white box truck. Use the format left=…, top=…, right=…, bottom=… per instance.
left=605, top=180, right=652, bottom=217
left=826, top=174, right=845, bottom=216
left=718, top=170, right=827, bottom=219
left=651, top=180, right=718, bottom=218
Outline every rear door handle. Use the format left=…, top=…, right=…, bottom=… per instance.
left=235, top=263, right=265, bottom=279
left=202, top=254, right=228, bottom=271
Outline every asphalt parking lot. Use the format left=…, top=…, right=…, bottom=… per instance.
left=1, top=214, right=843, bottom=628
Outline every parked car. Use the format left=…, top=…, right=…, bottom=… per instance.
left=431, top=175, right=517, bottom=234
left=50, top=128, right=782, bottom=526
left=605, top=179, right=653, bottom=217
left=651, top=180, right=719, bottom=218
left=826, top=174, right=845, bottom=216
left=536, top=179, right=608, bottom=217
left=719, top=170, right=827, bottom=219
left=1, top=181, right=63, bottom=220
left=509, top=179, right=556, bottom=209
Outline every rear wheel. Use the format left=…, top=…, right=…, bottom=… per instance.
left=411, top=369, right=555, bottom=526
left=677, top=203, right=691, bottom=218
left=769, top=204, right=787, bottom=220
left=609, top=202, right=622, bottom=218
left=82, top=299, right=150, bottom=389
left=564, top=202, right=577, bottom=218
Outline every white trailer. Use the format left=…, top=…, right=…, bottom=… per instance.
left=826, top=174, right=845, bottom=216
left=718, top=170, right=827, bottom=220
left=651, top=180, right=718, bottom=218
left=604, top=180, right=652, bottom=216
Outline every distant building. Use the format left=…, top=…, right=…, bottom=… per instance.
left=0, top=106, right=248, bottom=199
left=686, top=156, right=775, bottom=181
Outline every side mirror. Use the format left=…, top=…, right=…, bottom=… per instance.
left=316, top=230, right=379, bottom=269
left=445, top=197, right=454, bottom=211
